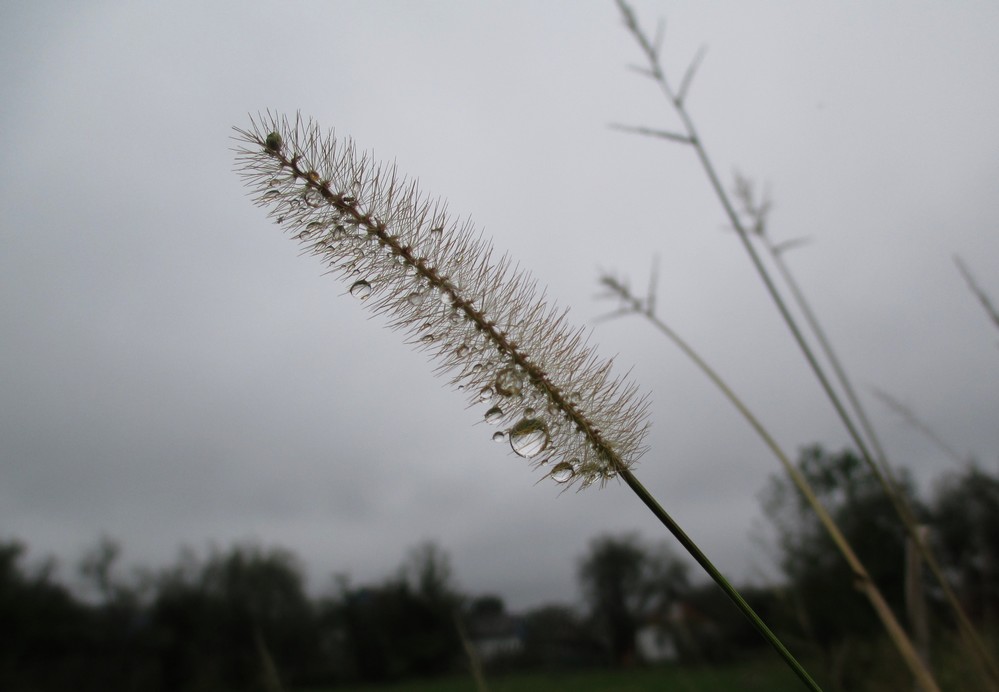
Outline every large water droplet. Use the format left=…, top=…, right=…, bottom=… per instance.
left=484, top=406, right=504, bottom=424
left=492, top=431, right=506, bottom=443
left=303, top=189, right=324, bottom=207
left=350, top=280, right=372, bottom=300
left=495, top=367, right=524, bottom=397
left=509, top=417, right=550, bottom=459
left=263, top=189, right=281, bottom=200
left=550, top=461, right=575, bottom=484
left=477, top=386, right=494, bottom=402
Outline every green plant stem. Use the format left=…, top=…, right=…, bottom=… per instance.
left=689, top=108, right=994, bottom=692
left=617, top=467, right=823, bottom=692
left=763, top=242, right=999, bottom=690
left=615, top=4, right=997, bottom=686
left=600, top=280, right=940, bottom=692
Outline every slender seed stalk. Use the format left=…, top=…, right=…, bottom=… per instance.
left=233, top=111, right=821, bottom=690
left=955, top=255, right=999, bottom=336
left=739, top=191, right=999, bottom=689
left=599, top=276, right=939, bottom=692
left=731, top=175, right=897, bottom=481
left=619, top=467, right=823, bottom=692
left=613, top=3, right=999, bottom=688
left=871, top=389, right=967, bottom=468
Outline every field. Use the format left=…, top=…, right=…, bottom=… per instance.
left=310, top=658, right=811, bottom=692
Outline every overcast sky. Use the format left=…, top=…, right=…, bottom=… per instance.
left=2, top=1, right=998, bottom=611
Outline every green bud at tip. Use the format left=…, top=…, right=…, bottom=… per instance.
left=265, top=131, right=283, bottom=153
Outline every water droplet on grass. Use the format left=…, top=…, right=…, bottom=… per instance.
left=303, top=189, right=324, bottom=207
left=509, top=418, right=550, bottom=459
left=495, top=367, right=524, bottom=397
left=484, top=406, right=504, bottom=424
left=350, top=280, right=372, bottom=300
left=550, top=462, right=575, bottom=483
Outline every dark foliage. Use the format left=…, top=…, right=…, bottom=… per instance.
left=2, top=461, right=995, bottom=690
left=931, top=464, right=999, bottom=623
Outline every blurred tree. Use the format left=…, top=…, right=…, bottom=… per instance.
left=761, top=445, right=923, bottom=686
left=333, top=540, right=462, bottom=683
left=0, top=539, right=96, bottom=691
left=519, top=604, right=602, bottom=669
left=578, top=533, right=689, bottom=666
left=467, top=594, right=505, bottom=620
left=400, top=540, right=457, bottom=606
left=151, top=543, right=318, bottom=691
left=931, top=464, right=999, bottom=624
left=579, top=534, right=645, bottom=665
left=79, top=534, right=123, bottom=604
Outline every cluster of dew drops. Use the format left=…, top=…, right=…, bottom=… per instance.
left=260, top=130, right=578, bottom=486
left=348, top=272, right=577, bottom=485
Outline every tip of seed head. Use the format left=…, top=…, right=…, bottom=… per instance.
left=265, top=131, right=283, bottom=153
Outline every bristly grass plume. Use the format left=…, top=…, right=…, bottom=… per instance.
left=233, top=112, right=650, bottom=489
left=233, top=112, right=822, bottom=690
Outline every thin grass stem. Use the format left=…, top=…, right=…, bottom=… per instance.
left=233, top=112, right=821, bottom=689
left=599, top=276, right=940, bottom=692
left=611, top=2, right=999, bottom=688
left=618, top=467, right=822, bottom=692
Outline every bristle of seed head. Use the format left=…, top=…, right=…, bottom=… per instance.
left=232, top=111, right=651, bottom=488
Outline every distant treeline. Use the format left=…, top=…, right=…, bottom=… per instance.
left=2, top=448, right=996, bottom=691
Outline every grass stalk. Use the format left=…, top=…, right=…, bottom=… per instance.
left=453, top=611, right=489, bottom=692
left=618, top=467, right=822, bottom=692
left=732, top=180, right=999, bottom=688
left=233, top=112, right=821, bottom=690
left=955, top=255, right=999, bottom=337
left=599, top=276, right=940, bottom=692
left=612, top=1, right=999, bottom=687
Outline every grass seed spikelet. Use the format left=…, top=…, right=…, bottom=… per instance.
left=233, top=112, right=650, bottom=489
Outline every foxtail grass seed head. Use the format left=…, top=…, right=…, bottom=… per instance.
left=233, top=112, right=650, bottom=489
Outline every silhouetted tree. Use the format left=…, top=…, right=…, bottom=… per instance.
left=931, top=463, right=999, bottom=624
left=519, top=604, right=601, bottom=669
left=761, top=445, right=924, bottom=683
left=150, top=543, right=317, bottom=691
left=0, top=540, right=96, bottom=691
left=578, top=533, right=689, bottom=666
left=333, top=541, right=462, bottom=683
